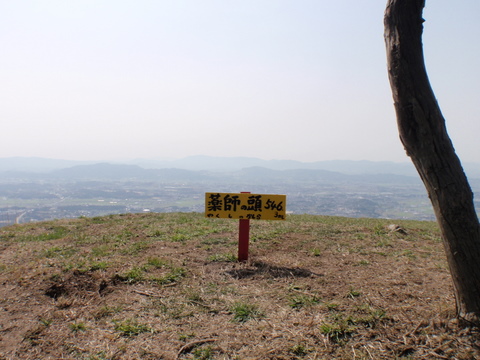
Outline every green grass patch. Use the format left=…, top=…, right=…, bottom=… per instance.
left=146, top=257, right=168, bottom=268
left=121, top=240, right=149, bottom=255
left=89, top=261, right=110, bottom=271
left=43, top=245, right=77, bottom=258
left=230, top=302, right=264, bottom=323
left=288, top=294, right=320, bottom=309
left=319, top=319, right=355, bottom=343
left=192, top=346, right=214, bottom=360
left=113, top=319, right=152, bottom=336
left=19, top=226, right=69, bottom=242
left=69, top=321, right=87, bottom=332
left=151, top=267, right=186, bottom=285
left=116, top=267, right=145, bottom=283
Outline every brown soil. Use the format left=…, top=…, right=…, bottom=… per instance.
left=0, top=213, right=479, bottom=359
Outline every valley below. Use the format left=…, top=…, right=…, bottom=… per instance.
left=1, top=158, right=479, bottom=227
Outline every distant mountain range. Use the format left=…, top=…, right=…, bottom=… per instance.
left=130, top=156, right=420, bottom=176
left=1, top=155, right=480, bottom=179
left=0, top=162, right=420, bottom=186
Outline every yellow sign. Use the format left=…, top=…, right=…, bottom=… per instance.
left=205, top=192, right=286, bottom=220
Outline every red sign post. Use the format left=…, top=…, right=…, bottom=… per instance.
left=238, top=192, right=250, bottom=261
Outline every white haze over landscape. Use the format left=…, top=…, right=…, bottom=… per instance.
left=1, top=0, right=479, bottom=164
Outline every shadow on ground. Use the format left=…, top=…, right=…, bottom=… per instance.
left=225, top=261, right=321, bottom=279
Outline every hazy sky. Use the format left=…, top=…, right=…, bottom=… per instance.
left=1, top=1, right=479, bottom=163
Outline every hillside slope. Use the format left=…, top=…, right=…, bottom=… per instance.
left=0, top=213, right=478, bottom=359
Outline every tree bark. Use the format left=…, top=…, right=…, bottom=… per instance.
left=384, top=0, right=480, bottom=325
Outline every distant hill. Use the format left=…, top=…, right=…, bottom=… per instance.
left=49, top=163, right=213, bottom=182
left=128, top=156, right=420, bottom=176
left=1, top=155, right=480, bottom=179
left=51, top=163, right=147, bottom=179
left=0, top=162, right=421, bottom=187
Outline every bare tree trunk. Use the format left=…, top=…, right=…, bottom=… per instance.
left=384, top=0, right=480, bottom=325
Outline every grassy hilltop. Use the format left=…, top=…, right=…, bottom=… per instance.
left=0, top=213, right=479, bottom=359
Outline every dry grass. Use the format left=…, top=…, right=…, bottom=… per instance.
left=0, top=212, right=479, bottom=359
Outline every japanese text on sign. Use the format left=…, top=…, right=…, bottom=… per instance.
left=205, top=193, right=286, bottom=220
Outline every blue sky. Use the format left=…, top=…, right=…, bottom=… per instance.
left=1, top=0, right=479, bottom=163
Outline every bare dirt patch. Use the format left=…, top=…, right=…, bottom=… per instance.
left=1, top=213, right=479, bottom=359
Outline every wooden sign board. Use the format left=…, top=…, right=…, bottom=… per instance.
left=205, top=192, right=286, bottom=220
